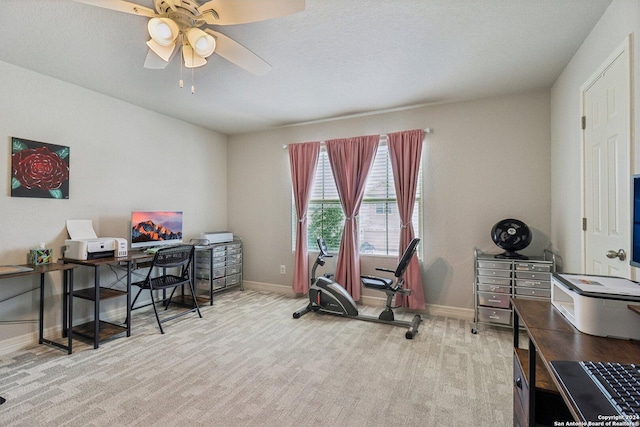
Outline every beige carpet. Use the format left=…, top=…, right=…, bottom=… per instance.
left=0, top=290, right=513, bottom=426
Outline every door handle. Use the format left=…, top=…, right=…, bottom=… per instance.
left=606, top=249, right=627, bottom=261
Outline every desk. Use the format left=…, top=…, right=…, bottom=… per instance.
left=0, top=262, right=76, bottom=353
left=512, top=298, right=640, bottom=426
left=0, top=262, right=76, bottom=405
left=63, top=251, right=153, bottom=349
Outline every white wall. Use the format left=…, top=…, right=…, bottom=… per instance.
left=228, top=90, right=551, bottom=315
left=550, top=0, right=639, bottom=274
left=0, top=60, right=228, bottom=351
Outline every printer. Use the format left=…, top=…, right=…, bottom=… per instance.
left=64, top=237, right=128, bottom=260
left=63, top=219, right=128, bottom=260
left=551, top=272, right=640, bottom=340
left=199, top=231, right=234, bottom=244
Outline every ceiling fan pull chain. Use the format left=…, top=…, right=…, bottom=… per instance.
left=179, top=46, right=184, bottom=88
left=191, top=48, right=195, bottom=94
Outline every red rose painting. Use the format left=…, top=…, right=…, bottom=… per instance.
left=11, top=137, right=70, bottom=199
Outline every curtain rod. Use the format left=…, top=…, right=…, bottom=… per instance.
left=282, top=128, right=432, bottom=149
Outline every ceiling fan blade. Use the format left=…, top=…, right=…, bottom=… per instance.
left=72, top=0, right=158, bottom=18
left=204, top=30, right=272, bottom=75
left=146, top=39, right=178, bottom=61
left=198, top=0, right=305, bottom=25
left=144, top=34, right=181, bottom=68
left=144, top=49, right=170, bottom=69
left=163, top=0, right=181, bottom=12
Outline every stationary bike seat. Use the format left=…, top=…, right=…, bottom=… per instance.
left=361, top=275, right=393, bottom=290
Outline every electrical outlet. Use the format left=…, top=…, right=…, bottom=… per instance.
left=280, top=265, right=286, bottom=274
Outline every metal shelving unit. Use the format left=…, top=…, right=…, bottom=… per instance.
left=472, top=248, right=556, bottom=334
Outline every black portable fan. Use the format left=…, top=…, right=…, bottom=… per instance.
left=491, top=219, right=532, bottom=259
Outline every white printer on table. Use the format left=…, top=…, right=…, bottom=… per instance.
left=551, top=272, right=640, bottom=340
left=199, top=231, right=233, bottom=245
left=64, top=219, right=127, bottom=260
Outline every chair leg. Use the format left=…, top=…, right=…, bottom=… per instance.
left=164, top=287, right=178, bottom=311
left=189, top=280, right=203, bottom=318
left=130, top=288, right=143, bottom=309
left=149, top=289, right=165, bottom=334
left=125, top=288, right=144, bottom=324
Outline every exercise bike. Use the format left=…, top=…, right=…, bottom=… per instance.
left=293, top=237, right=422, bottom=339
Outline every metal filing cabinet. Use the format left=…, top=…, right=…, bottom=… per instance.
left=193, top=238, right=243, bottom=304
left=472, top=248, right=555, bottom=333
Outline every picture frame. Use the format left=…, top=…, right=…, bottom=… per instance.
left=11, top=137, right=70, bottom=199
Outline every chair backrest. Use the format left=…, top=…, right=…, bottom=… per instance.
left=152, top=245, right=194, bottom=274
left=393, top=238, right=420, bottom=278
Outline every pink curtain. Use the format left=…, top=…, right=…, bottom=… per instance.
left=387, top=129, right=425, bottom=310
left=288, top=141, right=321, bottom=294
left=325, top=135, right=379, bottom=300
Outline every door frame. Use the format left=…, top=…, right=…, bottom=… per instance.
left=580, top=34, right=633, bottom=275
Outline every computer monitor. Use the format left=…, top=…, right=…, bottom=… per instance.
left=130, top=211, right=183, bottom=250
left=631, top=175, right=640, bottom=268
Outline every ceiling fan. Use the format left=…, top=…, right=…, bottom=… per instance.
left=73, top=0, right=305, bottom=78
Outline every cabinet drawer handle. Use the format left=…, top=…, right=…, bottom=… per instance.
left=515, top=377, right=522, bottom=389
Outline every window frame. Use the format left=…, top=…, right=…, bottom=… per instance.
left=292, top=138, right=422, bottom=257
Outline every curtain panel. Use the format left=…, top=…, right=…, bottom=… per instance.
left=288, top=141, right=321, bottom=294
left=325, top=135, right=379, bottom=300
left=388, top=129, right=425, bottom=310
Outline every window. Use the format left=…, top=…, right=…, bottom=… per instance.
left=296, top=140, right=421, bottom=256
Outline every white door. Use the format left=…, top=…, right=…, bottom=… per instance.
left=583, top=38, right=631, bottom=277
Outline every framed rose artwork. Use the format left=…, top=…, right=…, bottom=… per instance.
left=11, top=137, right=70, bottom=199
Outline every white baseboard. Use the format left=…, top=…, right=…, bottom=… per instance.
left=243, top=280, right=474, bottom=321
left=0, top=330, right=40, bottom=356
left=243, top=280, right=298, bottom=297
left=0, top=283, right=474, bottom=355
left=0, top=306, right=130, bottom=356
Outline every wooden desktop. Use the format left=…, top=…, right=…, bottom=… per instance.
left=512, top=298, right=640, bottom=426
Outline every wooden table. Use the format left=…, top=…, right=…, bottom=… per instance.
left=512, top=298, right=640, bottom=425
left=0, top=262, right=77, bottom=353
left=0, top=262, right=77, bottom=405
left=62, top=251, right=153, bottom=349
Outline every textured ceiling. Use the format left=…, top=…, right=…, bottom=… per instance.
left=0, top=0, right=612, bottom=135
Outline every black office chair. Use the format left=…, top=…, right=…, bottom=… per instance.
left=360, top=238, right=420, bottom=321
left=130, top=244, right=202, bottom=334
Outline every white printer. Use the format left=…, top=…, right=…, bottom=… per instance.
left=64, top=220, right=128, bottom=260
left=551, top=273, right=640, bottom=340
left=64, top=238, right=128, bottom=260
left=199, top=231, right=233, bottom=244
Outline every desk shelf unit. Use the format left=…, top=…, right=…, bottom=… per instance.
left=472, top=248, right=556, bottom=334
left=71, top=286, right=128, bottom=343
left=63, top=251, right=152, bottom=349
left=189, top=239, right=243, bottom=305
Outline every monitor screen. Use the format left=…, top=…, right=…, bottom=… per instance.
left=632, top=175, right=640, bottom=268
left=131, top=211, right=183, bottom=249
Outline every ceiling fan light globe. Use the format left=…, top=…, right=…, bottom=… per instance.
left=148, top=17, right=179, bottom=47
left=146, top=39, right=176, bottom=62
left=182, top=44, right=208, bottom=68
left=186, top=27, right=216, bottom=58
left=156, top=23, right=172, bottom=39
